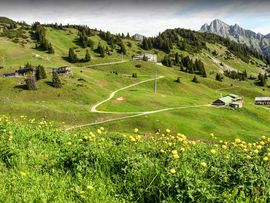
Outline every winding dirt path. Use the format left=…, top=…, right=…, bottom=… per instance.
left=91, top=76, right=165, bottom=114
left=66, top=76, right=210, bottom=131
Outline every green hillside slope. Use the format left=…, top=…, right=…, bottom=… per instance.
left=0, top=19, right=269, bottom=141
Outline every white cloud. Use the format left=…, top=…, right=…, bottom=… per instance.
left=0, top=0, right=270, bottom=36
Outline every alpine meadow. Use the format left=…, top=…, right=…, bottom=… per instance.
left=1, top=0, right=270, bottom=202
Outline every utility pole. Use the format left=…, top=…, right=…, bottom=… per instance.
left=154, top=65, right=157, bottom=95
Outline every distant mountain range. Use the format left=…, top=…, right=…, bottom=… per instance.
left=200, top=19, right=270, bottom=57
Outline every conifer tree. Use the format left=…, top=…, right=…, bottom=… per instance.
left=192, top=75, right=199, bottom=83
left=52, top=72, right=62, bottom=88
left=175, top=53, right=180, bottom=65
left=68, top=48, right=78, bottom=63
left=85, top=49, right=91, bottom=62
left=119, top=42, right=127, bottom=55
left=97, top=44, right=105, bottom=57
left=25, top=74, right=37, bottom=90
left=35, top=65, right=47, bottom=80
left=215, top=73, right=223, bottom=82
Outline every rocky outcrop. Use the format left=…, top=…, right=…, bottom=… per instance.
left=200, top=19, right=270, bottom=56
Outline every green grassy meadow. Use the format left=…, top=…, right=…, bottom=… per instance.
left=0, top=26, right=269, bottom=142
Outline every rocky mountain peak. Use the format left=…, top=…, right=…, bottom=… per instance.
left=199, top=19, right=270, bottom=56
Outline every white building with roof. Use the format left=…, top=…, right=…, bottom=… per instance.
left=255, top=97, right=270, bottom=105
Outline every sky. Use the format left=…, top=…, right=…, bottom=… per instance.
left=0, top=0, right=270, bottom=36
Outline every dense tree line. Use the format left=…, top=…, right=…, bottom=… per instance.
left=224, top=70, right=247, bottom=81
left=180, top=56, right=207, bottom=77
left=162, top=54, right=207, bottom=77
left=32, top=22, right=54, bottom=54
left=141, top=36, right=172, bottom=53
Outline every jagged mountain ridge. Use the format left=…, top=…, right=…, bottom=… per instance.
left=200, top=19, right=270, bottom=57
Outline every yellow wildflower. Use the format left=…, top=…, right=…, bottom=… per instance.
left=97, top=129, right=102, bottom=135
left=235, top=138, right=241, bottom=143
left=160, top=149, right=165, bottom=153
left=263, top=157, right=269, bottom=161
left=166, top=129, right=171, bottom=134
left=134, top=128, right=139, bottom=133
left=200, top=162, right=207, bottom=168
left=210, top=149, right=216, bottom=154
left=253, top=149, right=259, bottom=154
left=222, top=145, right=227, bottom=150
left=20, top=172, right=27, bottom=176
left=169, top=168, right=176, bottom=174
left=257, top=145, right=262, bottom=150
left=171, top=150, right=178, bottom=155
left=172, top=154, right=179, bottom=159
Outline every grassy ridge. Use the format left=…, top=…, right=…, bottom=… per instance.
left=1, top=116, right=270, bottom=202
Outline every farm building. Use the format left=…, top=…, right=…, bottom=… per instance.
left=52, top=66, right=71, bottom=74
left=132, top=53, right=157, bottom=63
left=212, top=94, right=243, bottom=108
left=255, top=97, right=270, bottom=105
left=16, top=67, right=35, bottom=76
left=3, top=67, right=35, bottom=78
left=3, top=72, right=17, bottom=78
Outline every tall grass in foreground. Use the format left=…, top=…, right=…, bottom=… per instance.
left=0, top=115, right=270, bottom=202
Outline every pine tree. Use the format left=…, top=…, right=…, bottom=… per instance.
left=162, top=55, right=172, bottom=67
left=175, top=53, right=180, bottom=65
left=85, top=49, right=91, bottom=62
left=68, top=48, right=78, bottom=63
left=48, top=43, right=55, bottom=54
left=97, top=43, right=105, bottom=57
left=119, top=42, right=127, bottom=55
left=87, top=39, right=95, bottom=50
left=142, top=38, right=149, bottom=50
left=35, top=65, right=47, bottom=80
left=216, top=73, right=223, bottom=82
left=25, top=74, right=37, bottom=90
left=52, top=72, right=62, bottom=88
left=192, top=75, right=199, bottom=83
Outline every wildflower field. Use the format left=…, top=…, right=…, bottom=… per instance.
left=0, top=116, right=270, bottom=202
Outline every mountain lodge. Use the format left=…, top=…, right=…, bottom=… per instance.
left=212, top=94, right=243, bottom=108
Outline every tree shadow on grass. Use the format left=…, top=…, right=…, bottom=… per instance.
left=45, top=81, right=54, bottom=87
left=14, top=84, right=28, bottom=90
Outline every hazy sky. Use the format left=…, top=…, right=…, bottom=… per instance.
left=0, top=0, right=270, bottom=36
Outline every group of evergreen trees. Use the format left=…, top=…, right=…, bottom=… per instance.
left=223, top=70, right=248, bottom=81
left=180, top=56, right=207, bottom=77
left=32, top=22, right=54, bottom=54
left=142, top=36, right=172, bottom=53
left=78, top=30, right=95, bottom=49
left=68, top=48, right=91, bottom=63
left=162, top=54, right=207, bottom=77
left=141, top=28, right=269, bottom=65
left=24, top=63, right=62, bottom=90
left=257, top=73, right=268, bottom=87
